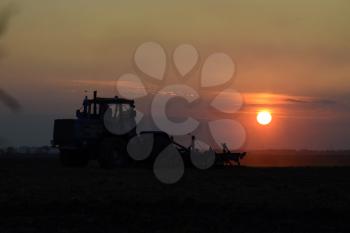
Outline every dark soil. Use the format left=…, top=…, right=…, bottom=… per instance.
left=1, top=155, right=350, bottom=233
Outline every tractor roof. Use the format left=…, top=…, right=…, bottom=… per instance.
left=86, top=96, right=134, bottom=106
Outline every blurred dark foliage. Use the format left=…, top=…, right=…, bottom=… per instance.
left=0, top=3, right=17, bottom=38
left=0, top=4, right=21, bottom=113
left=0, top=88, right=21, bottom=112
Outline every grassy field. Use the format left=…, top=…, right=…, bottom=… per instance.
left=1, top=154, right=350, bottom=233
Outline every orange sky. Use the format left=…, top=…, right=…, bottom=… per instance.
left=0, top=0, right=349, bottom=148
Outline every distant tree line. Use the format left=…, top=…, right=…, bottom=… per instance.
left=0, top=146, right=58, bottom=156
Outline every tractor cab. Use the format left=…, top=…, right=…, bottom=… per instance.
left=53, top=91, right=138, bottom=167
left=76, top=91, right=136, bottom=120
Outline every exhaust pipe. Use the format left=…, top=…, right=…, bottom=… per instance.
left=93, top=90, right=97, bottom=115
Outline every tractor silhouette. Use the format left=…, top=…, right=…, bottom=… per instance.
left=52, top=91, right=246, bottom=168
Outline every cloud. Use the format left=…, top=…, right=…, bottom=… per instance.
left=284, top=97, right=336, bottom=105
left=284, top=98, right=308, bottom=104
left=312, top=99, right=337, bottom=105
left=244, top=93, right=338, bottom=108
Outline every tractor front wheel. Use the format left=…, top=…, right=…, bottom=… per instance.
left=59, top=149, right=89, bottom=167
left=98, top=139, right=130, bottom=169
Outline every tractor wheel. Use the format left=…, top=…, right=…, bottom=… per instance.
left=59, top=149, right=89, bottom=167
left=98, top=139, right=130, bottom=169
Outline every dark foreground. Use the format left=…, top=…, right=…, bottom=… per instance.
left=1, top=155, right=350, bottom=233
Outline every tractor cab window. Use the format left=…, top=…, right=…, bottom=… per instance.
left=99, top=103, right=135, bottom=118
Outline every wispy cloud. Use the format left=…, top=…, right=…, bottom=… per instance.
left=284, top=97, right=336, bottom=106
left=70, top=79, right=116, bottom=87
left=239, top=92, right=343, bottom=119
left=243, top=93, right=336, bottom=107
left=69, top=79, right=178, bottom=97
left=284, top=98, right=308, bottom=104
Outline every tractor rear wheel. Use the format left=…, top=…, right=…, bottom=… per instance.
left=98, top=139, right=130, bottom=169
left=59, top=149, right=89, bottom=167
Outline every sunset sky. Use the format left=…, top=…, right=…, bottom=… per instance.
left=0, top=0, right=349, bottom=149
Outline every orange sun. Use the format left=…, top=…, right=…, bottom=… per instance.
left=257, top=111, right=272, bottom=125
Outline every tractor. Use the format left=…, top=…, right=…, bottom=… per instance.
left=52, top=91, right=246, bottom=168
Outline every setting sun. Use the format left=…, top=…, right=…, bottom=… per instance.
left=257, top=111, right=272, bottom=125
